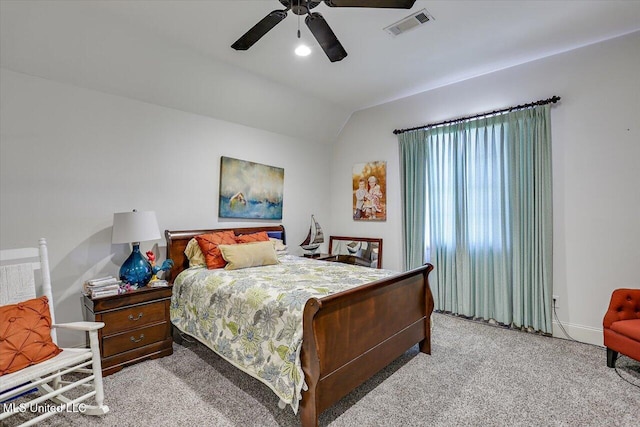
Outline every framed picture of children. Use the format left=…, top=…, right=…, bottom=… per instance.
left=353, top=161, right=386, bottom=221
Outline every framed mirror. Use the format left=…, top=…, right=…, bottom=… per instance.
left=328, top=236, right=383, bottom=269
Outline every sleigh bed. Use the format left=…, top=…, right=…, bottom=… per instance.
left=165, top=225, right=434, bottom=427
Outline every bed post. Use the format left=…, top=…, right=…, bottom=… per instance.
left=300, top=297, right=322, bottom=427
left=419, top=263, right=435, bottom=354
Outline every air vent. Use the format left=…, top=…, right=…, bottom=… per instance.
left=384, top=9, right=433, bottom=36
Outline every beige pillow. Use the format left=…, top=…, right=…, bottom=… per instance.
left=218, top=241, right=279, bottom=270
left=184, top=238, right=206, bottom=267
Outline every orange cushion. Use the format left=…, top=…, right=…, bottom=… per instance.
left=235, top=231, right=270, bottom=244
left=195, top=230, right=238, bottom=269
left=0, top=296, right=62, bottom=376
left=610, top=319, right=640, bottom=342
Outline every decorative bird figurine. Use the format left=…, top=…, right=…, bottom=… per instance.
left=146, top=251, right=174, bottom=282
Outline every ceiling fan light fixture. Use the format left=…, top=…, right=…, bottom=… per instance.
left=295, top=44, right=312, bottom=56
left=232, top=0, right=416, bottom=61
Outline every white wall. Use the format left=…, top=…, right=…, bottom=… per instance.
left=330, top=31, right=640, bottom=346
left=0, top=69, right=331, bottom=347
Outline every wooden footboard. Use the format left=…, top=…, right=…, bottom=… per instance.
left=299, top=263, right=434, bottom=427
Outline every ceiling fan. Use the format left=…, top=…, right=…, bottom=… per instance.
left=231, top=0, right=417, bottom=62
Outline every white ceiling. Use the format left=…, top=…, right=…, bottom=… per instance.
left=2, top=1, right=639, bottom=143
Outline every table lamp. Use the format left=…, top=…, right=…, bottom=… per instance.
left=112, top=210, right=160, bottom=287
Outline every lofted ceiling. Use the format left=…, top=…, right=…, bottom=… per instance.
left=1, top=1, right=639, bottom=143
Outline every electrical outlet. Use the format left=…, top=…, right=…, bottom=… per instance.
left=553, top=295, right=559, bottom=308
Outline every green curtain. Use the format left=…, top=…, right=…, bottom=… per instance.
left=399, top=130, right=428, bottom=271
left=398, top=105, right=553, bottom=333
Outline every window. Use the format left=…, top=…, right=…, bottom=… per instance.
left=425, top=120, right=509, bottom=255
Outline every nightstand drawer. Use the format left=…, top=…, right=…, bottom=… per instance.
left=101, top=301, right=166, bottom=335
left=102, top=322, right=170, bottom=357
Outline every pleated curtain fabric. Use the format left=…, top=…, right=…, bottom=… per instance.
left=399, top=130, right=428, bottom=272
left=398, top=105, right=553, bottom=333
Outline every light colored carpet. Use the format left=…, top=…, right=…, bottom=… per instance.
left=7, top=313, right=639, bottom=426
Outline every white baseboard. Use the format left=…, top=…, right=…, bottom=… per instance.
left=552, top=320, right=603, bottom=347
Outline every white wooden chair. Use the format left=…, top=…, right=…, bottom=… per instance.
left=0, top=238, right=109, bottom=426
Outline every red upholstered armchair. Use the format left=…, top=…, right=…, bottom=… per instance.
left=603, top=288, right=640, bottom=367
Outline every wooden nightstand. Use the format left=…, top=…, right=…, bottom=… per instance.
left=304, top=253, right=338, bottom=262
left=82, top=285, right=173, bottom=376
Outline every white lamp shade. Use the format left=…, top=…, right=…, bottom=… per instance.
left=112, top=210, right=161, bottom=244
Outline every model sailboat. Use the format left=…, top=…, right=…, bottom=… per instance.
left=300, top=215, right=324, bottom=254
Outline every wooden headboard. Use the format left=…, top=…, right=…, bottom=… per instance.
left=164, top=225, right=286, bottom=283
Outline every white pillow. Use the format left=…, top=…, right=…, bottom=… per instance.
left=269, top=238, right=288, bottom=255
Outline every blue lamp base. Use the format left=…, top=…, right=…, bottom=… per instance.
left=119, top=243, right=153, bottom=287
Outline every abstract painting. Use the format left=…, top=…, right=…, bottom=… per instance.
left=219, top=156, right=284, bottom=219
left=353, top=161, right=386, bottom=221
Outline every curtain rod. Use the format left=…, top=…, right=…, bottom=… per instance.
left=392, top=95, right=561, bottom=135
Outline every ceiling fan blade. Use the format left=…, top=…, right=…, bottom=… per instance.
left=324, top=0, right=415, bottom=8
left=231, top=10, right=288, bottom=51
left=305, top=12, right=347, bottom=62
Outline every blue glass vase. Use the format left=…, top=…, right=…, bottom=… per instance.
left=119, top=243, right=152, bottom=287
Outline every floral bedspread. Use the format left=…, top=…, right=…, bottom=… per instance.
left=170, top=255, right=396, bottom=413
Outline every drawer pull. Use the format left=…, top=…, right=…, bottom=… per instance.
left=128, top=312, right=144, bottom=321
left=130, top=334, right=145, bottom=343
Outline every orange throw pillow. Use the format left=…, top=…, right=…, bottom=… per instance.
left=235, top=231, right=270, bottom=244
left=0, top=296, right=62, bottom=376
left=195, top=230, right=238, bottom=269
